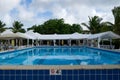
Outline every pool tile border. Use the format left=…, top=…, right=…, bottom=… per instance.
left=0, top=65, right=120, bottom=70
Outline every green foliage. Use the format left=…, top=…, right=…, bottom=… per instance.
left=82, top=16, right=102, bottom=34
left=112, top=6, right=120, bottom=35
left=0, top=20, right=6, bottom=33
left=11, top=21, right=26, bottom=33
left=28, top=19, right=83, bottom=34
left=100, top=22, right=114, bottom=32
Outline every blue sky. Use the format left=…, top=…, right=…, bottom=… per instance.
left=0, top=0, right=120, bottom=30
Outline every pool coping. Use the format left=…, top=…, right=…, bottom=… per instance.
left=0, top=65, right=120, bottom=70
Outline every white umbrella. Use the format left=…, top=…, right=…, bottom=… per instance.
left=0, top=29, right=18, bottom=39
left=25, top=30, right=37, bottom=39
left=16, top=32, right=35, bottom=39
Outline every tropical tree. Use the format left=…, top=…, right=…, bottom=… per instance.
left=82, top=16, right=102, bottom=34
left=0, top=20, right=6, bottom=33
left=100, top=22, right=114, bottom=32
left=11, top=21, right=25, bottom=33
left=112, top=6, right=120, bottom=35
left=27, top=19, right=83, bottom=34
left=71, top=24, right=83, bottom=33
left=112, top=6, right=120, bottom=48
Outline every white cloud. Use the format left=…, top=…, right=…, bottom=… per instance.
left=0, top=0, right=20, bottom=15
left=18, top=6, right=34, bottom=21
left=0, top=0, right=20, bottom=28
left=3, top=14, right=12, bottom=27
left=0, top=0, right=120, bottom=30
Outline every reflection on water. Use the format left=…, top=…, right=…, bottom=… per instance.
left=0, top=47, right=120, bottom=65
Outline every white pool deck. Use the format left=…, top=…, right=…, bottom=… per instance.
left=0, top=65, right=120, bottom=70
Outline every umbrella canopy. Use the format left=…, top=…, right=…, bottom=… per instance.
left=0, top=29, right=18, bottom=39
left=71, top=32, right=90, bottom=39
left=16, top=32, right=35, bottom=39
left=25, top=30, right=37, bottom=39
left=88, top=31, right=120, bottom=39
left=0, top=29, right=35, bottom=40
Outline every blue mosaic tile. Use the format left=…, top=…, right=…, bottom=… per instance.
left=101, top=69, right=107, bottom=74
left=113, top=69, right=119, bottom=74
left=4, top=70, right=10, bottom=74
left=55, top=75, right=62, bottom=80
left=73, top=75, right=79, bottom=80
left=67, top=75, right=73, bottom=80
left=107, top=75, right=113, bottom=80
left=79, top=69, right=84, bottom=74
left=73, top=69, right=78, bottom=74
left=62, top=75, right=67, bottom=80
left=107, top=69, right=113, bottom=74
left=67, top=70, right=73, bottom=74
left=38, top=75, right=44, bottom=80
left=13, top=70, right=22, bottom=74
left=38, top=70, right=44, bottom=74
left=45, top=76, right=50, bottom=80
left=21, top=70, right=27, bottom=74
left=33, top=75, right=38, bottom=80
left=84, top=70, right=89, bottom=74
left=79, top=75, right=84, bottom=80
left=96, top=69, right=101, bottom=74
left=50, top=75, right=56, bottom=80
left=44, top=70, right=49, bottom=75
left=62, top=70, right=67, bottom=75
left=26, top=70, right=32, bottom=74
left=17, top=76, right=22, bottom=80
left=0, top=70, right=3, bottom=74
left=10, top=76, right=16, bottom=80
left=85, top=75, right=90, bottom=80
left=101, top=75, right=107, bottom=80
left=0, top=69, right=120, bottom=80
left=0, top=75, right=3, bottom=80
left=90, top=75, right=96, bottom=80
left=90, top=70, right=96, bottom=74
left=27, top=76, right=33, bottom=80
left=113, top=75, right=119, bottom=80
left=96, top=75, right=101, bottom=80
left=118, top=69, right=120, bottom=74
left=33, top=70, right=39, bottom=74
left=10, top=70, right=16, bottom=74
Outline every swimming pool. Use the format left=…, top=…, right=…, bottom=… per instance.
left=0, top=46, right=120, bottom=65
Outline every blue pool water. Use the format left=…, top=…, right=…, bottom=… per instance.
left=0, top=46, right=120, bottom=65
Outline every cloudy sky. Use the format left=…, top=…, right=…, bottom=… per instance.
left=0, top=0, right=120, bottom=30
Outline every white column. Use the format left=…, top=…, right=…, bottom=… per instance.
left=53, top=40, right=56, bottom=46
left=97, top=37, right=101, bottom=48
left=69, top=39, right=71, bottom=46
left=110, top=38, right=112, bottom=49
left=16, top=39, right=17, bottom=46
left=27, top=39, right=29, bottom=47
left=32, top=39, right=34, bottom=46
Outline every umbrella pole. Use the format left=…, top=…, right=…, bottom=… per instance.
left=16, top=39, right=17, bottom=46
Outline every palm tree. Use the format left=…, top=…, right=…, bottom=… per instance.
left=11, top=21, right=25, bottom=33
left=0, top=20, right=6, bottom=33
left=82, top=16, right=102, bottom=34
left=100, top=22, right=114, bottom=32
left=112, top=6, right=120, bottom=35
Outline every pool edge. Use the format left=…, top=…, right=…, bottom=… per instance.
left=0, top=65, right=120, bottom=70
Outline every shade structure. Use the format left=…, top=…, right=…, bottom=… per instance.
left=0, top=29, right=18, bottom=39
left=25, top=30, right=38, bottom=39
left=38, top=32, right=91, bottom=40
left=88, top=31, right=120, bottom=39
left=16, top=32, right=35, bottom=39
left=0, top=29, right=35, bottom=40
left=70, top=32, right=91, bottom=39
left=38, top=34, right=71, bottom=40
